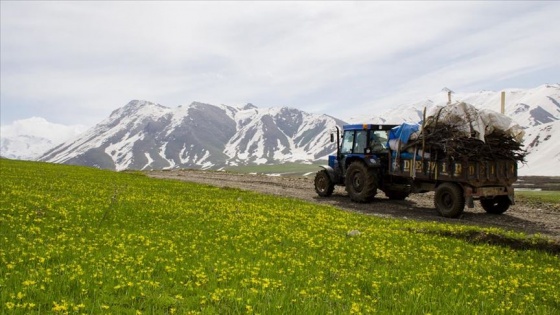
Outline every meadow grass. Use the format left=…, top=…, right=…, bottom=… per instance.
left=1, top=159, right=559, bottom=314
left=516, top=190, right=560, bottom=206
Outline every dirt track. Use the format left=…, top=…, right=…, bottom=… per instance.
left=148, top=169, right=560, bottom=243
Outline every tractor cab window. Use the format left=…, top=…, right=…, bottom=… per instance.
left=353, top=130, right=368, bottom=153
left=341, top=130, right=371, bottom=154
left=340, top=131, right=354, bottom=154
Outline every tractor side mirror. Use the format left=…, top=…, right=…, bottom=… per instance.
left=330, top=133, right=334, bottom=143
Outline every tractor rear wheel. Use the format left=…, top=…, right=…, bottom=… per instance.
left=314, top=169, right=335, bottom=197
left=345, top=163, right=378, bottom=203
left=480, top=196, right=510, bottom=214
left=434, top=182, right=465, bottom=218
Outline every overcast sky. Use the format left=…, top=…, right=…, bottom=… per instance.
left=1, top=1, right=559, bottom=127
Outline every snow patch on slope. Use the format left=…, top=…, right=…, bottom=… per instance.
left=142, top=152, right=154, bottom=170
left=105, top=132, right=145, bottom=171
left=518, top=120, right=560, bottom=176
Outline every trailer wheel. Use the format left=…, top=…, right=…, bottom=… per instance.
left=314, top=170, right=335, bottom=197
left=345, top=162, right=377, bottom=203
left=480, top=196, right=510, bottom=214
left=434, top=183, right=465, bottom=218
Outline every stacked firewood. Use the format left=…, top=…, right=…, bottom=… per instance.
left=408, top=124, right=527, bottom=162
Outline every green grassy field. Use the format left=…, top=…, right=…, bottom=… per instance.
left=516, top=190, right=560, bottom=205
left=1, top=159, right=559, bottom=314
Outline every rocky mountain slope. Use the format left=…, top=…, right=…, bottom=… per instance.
left=40, top=101, right=344, bottom=171
left=8, top=83, right=560, bottom=175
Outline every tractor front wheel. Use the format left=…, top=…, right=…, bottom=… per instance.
left=345, top=163, right=378, bottom=203
left=314, top=169, right=335, bottom=197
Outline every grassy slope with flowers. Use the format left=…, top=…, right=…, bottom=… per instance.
left=1, top=159, right=558, bottom=314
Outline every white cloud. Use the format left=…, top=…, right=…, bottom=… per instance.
left=1, top=1, right=559, bottom=126
left=1, top=117, right=86, bottom=143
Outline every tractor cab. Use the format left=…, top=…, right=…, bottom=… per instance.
left=315, top=124, right=398, bottom=200
left=328, top=124, right=397, bottom=173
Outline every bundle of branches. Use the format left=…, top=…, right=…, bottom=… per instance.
left=408, top=124, right=527, bottom=162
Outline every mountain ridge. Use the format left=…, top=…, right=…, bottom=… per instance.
left=2, top=84, right=558, bottom=175
left=40, top=101, right=344, bottom=171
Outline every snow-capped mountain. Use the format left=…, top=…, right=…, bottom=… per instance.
left=357, top=84, right=559, bottom=127
left=224, top=105, right=338, bottom=165
left=518, top=120, right=560, bottom=176
left=0, top=117, right=86, bottom=160
left=12, top=83, right=560, bottom=176
left=351, top=84, right=560, bottom=176
left=40, top=101, right=344, bottom=171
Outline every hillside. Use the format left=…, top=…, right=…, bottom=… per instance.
left=40, top=101, right=344, bottom=171
left=3, top=84, right=556, bottom=175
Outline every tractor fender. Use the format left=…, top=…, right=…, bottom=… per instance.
left=319, top=165, right=340, bottom=183
left=345, top=155, right=381, bottom=169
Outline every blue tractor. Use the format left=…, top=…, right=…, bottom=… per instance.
left=314, top=124, right=411, bottom=202
left=314, top=123, right=518, bottom=218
